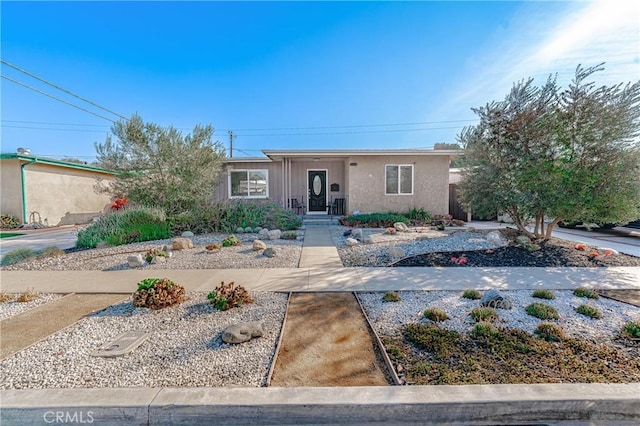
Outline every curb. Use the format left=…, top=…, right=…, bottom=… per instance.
left=2, top=384, right=639, bottom=425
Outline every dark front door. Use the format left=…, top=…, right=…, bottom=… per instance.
left=308, top=170, right=327, bottom=213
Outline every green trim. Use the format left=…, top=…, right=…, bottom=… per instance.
left=1, top=153, right=117, bottom=174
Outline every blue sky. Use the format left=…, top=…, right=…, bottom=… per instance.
left=1, top=1, right=638, bottom=161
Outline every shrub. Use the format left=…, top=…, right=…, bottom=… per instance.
left=222, top=234, right=240, bottom=247
left=534, top=322, right=565, bottom=342
left=16, top=288, right=39, bottom=303
left=1, top=213, right=21, bottom=229
left=424, top=307, right=449, bottom=322
left=37, top=246, right=65, bottom=259
left=77, top=206, right=170, bottom=248
left=622, top=321, right=640, bottom=339
left=462, top=289, right=482, bottom=300
left=281, top=230, right=298, bottom=240
left=145, top=248, right=167, bottom=263
left=532, top=289, right=555, bottom=300
left=470, top=307, right=498, bottom=323
left=575, top=304, right=602, bottom=319
left=403, top=323, right=460, bottom=357
left=132, top=277, right=185, bottom=309
left=0, top=292, right=14, bottom=302
left=525, top=303, right=559, bottom=320
left=382, top=291, right=401, bottom=302
left=341, top=212, right=408, bottom=228
left=472, top=322, right=500, bottom=338
left=404, top=207, right=433, bottom=224
left=1, top=248, right=37, bottom=266
left=573, top=288, right=599, bottom=299
left=207, top=281, right=254, bottom=311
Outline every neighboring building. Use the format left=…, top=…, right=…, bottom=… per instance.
left=0, top=153, right=116, bottom=226
left=215, top=149, right=459, bottom=216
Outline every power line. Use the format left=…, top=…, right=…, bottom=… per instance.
left=232, top=119, right=477, bottom=132
left=235, top=125, right=468, bottom=137
left=1, top=59, right=128, bottom=120
left=2, top=125, right=109, bottom=133
left=2, top=119, right=110, bottom=128
left=1, top=75, right=117, bottom=123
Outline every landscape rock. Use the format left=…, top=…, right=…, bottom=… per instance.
left=481, top=289, right=512, bottom=310
left=351, top=228, right=363, bottom=239
left=127, top=254, right=145, bottom=268
left=362, top=236, right=373, bottom=244
left=181, top=231, right=195, bottom=238
left=150, top=256, right=167, bottom=264
left=222, top=321, right=264, bottom=344
left=345, top=238, right=358, bottom=247
left=393, top=222, right=409, bottom=232
left=259, top=228, right=270, bottom=237
left=252, top=240, right=267, bottom=251
left=172, top=238, right=194, bottom=250
left=343, top=230, right=352, bottom=237
left=244, top=227, right=254, bottom=233
left=485, top=230, right=509, bottom=248
left=263, top=248, right=276, bottom=258
left=267, top=229, right=282, bottom=240
left=388, top=247, right=404, bottom=259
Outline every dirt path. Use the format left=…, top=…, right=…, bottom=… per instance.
left=0, top=294, right=127, bottom=359
left=269, top=292, right=390, bottom=387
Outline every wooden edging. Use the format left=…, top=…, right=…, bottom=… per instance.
left=353, top=291, right=402, bottom=386
left=265, top=291, right=292, bottom=387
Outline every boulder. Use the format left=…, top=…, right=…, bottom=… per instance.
left=481, top=289, right=512, bottom=310
left=244, top=226, right=254, bottom=233
left=263, top=248, right=276, bottom=258
left=485, top=230, right=509, bottom=248
left=151, top=256, right=167, bottom=264
left=345, top=238, right=358, bottom=247
left=259, top=228, right=270, bottom=237
left=181, top=231, right=194, bottom=238
left=351, top=228, right=363, bottom=239
left=388, top=247, right=404, bottom=259
left=252, top=239, right=267, bottom=251
left=222, top=321, right=264, bottom=344
left=172, top=237, right=194, bottom=250
left=127, top=254, right=145, bottom=268
left=343, top=230, right=352, bottom=237
left=267, top=229, right=282, bottom=240
left=393, top=222, right=409, bottom=232
left=362, top=236, right=374, bottom=244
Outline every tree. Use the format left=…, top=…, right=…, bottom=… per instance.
left=95, top=114, right=227, bottom=215
left=458, top=64, right=640, bottom=239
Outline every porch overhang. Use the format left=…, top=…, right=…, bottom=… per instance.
left=262, top=149, right=461, bottom=161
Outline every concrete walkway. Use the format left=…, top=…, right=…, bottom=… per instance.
left=0, top=226, right=79, bottom=260
left=298, top=223, right=343, bottom=268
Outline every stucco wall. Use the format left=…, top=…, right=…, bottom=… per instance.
left=0, top=159, right=24, bottom=222
left=347, top=155, right=450, bottom=215
left=23, top=163, right=114, bottom=226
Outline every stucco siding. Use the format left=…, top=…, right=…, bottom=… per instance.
left=347, top=155, right=450, bottom=215
left=23, top=163, right=113, bottom=226
left=0, top=159, right=24, bottom=222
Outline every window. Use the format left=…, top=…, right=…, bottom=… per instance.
left=385, top=164, right=413, bottom=195
left=229, top=170, right=268, bottom=198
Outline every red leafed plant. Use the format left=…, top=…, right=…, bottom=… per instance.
left=110, top=198, right=128, bottom=211
left=451, top=256, right=468, bottom=266
left=574, top=243, right=587, bottom=251
left=587, top=250, right=600, bottom=258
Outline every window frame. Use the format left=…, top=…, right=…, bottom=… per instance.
left=228, top=169, right=269, bottom=199
left=384, top=164, right=414, bottom=195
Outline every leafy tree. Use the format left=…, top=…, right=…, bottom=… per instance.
left=95, top=114, right=226, bottom=215
left=433, top=142, right=461, bottom=150
left=458, top=64, right=640, bottom=239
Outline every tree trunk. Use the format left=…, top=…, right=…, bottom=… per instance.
left=544, top=217, right=562, bottom=240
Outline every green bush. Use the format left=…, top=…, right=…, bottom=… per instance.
left=525, top=303, right=560, bottom=320
left=573, top=288, right=599, bottom=299
left=462, top=289, right=482, bottom=300
left=622, top=321, right=640, bottom=338
left=1, top=213, right=21, bottom=229
left=532, top=289, right=555, bottom=300
left=1, top=248, right=37, bottom=266
left=424, top=307, right=449, bottom=322
left=403, top=323, right=460, bottom=358
left=37, top=246, right=65, bottom=259
left=470, top=307, right=498, bottom=323
left=575, top=304, right=602, bottom=319
left=341, top=212, right=408, bottom=228
left=534, top=322, right=565, bottom=342
left=403, top=207, right=433, bottom=223
left=382, top=291, right=401, bottom=302
left=76, top=207, right=170, bottom=248
left=472, top=322, right=500, bottom=338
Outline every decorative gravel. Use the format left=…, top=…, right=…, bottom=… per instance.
left=358, top=290, right=640, bottom=343
left=0, top=292, right=287, bottom=389
left=0, top=293, right=65, bottom=321
left=332, top=226, right=497, bottom=267
left=0, top=232, right=303, bottom=271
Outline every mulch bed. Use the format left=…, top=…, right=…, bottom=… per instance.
left=392, top=237, right=640, bottom=268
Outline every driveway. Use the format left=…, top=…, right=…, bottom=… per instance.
left=0, top=226, right=79, bottom=260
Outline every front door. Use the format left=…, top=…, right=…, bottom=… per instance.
left=307, top=170, right=327, bottom=213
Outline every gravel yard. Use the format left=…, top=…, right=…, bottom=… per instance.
left=1, top=233, right=303, bottom=271
left=0, top=292, right=287, bottom=389
left=0, top=293, right=65, bottom=321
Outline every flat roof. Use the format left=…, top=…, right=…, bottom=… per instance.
left=0, top=153, right=117, bottom=174
left=262, top=149, right=461, bottom=160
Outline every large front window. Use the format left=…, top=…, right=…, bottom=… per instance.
left=229, top=170, right=268, bottom=198
left=385, top=164, right=413, bottom=195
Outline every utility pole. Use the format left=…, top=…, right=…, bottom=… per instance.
left=228, top=130, right=235, bottom=158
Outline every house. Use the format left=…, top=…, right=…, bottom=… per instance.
left=0, top=152, right=116, bottom=226
left=215, top=149, right=459, bottom=216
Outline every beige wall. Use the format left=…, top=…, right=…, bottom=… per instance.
left=0, top=159, right=25, bottom=222
left=23, top=163, right=114, bottom=226
left=347, top=155, right=450, bottom=215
